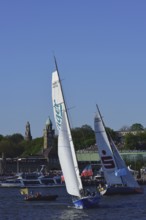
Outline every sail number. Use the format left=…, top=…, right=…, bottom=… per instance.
left=101, top=150, right=115, bottom=169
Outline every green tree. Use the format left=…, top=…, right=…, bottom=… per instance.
left=72, top=125, right=95, bottom=150
left=0, top=139, right=14, bottom=157
left=124, top=133, right=138, bottom=150
left=136, top=131, right=146, bottom=150
left=0, top=134, right=4, bottom=141
left=8, top=133, right=24, bottom=144
left=106, top=127, right=117, bottom=140
left=130, top=123, right=144, bottom=131
left=22, top=137, right=43, bottom=156
left=120, top=125, right=130, bottom=131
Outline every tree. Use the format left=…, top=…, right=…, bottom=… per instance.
left=8, top=133, right=24, bottom=144
left=72, top=125, right=95, bottom=150
left=120, top=126, right=130, bottom=131
left=106, top=127, right=117, bottom=140
left=136, top=132, right=146, bottom=150
left=123, top=131, right=146, bottom=150
left=130, top=123, right=144, bottom=131
left=21, top=137, right=43, bottom=156
left=0, top=134, right=4, bottom=141
left=0, top=139, right=14, bottom=157
left=124, top=133, right=138, bottom=150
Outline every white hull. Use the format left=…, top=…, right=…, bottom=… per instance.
left=0, top=174, right=65, bottom=188
left=0, top=181, right=64, bottom=188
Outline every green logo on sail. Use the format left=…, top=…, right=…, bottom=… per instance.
left=53, top=100, right=62, bottom=130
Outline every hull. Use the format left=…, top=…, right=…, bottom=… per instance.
left=24, top=195, right=58, bottom=201
left=73, top=194, right=101, bottom=209
left=105, top=186, right=144, bottom=195
left=0, top=183, right=24, bottom=187
left=0, top=176, right=65, bottom=188
left=0, top=179, right=24, bottom=188
left=0, top=182, right=64, bottom=188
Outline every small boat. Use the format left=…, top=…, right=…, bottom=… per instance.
left=20, top=188, right=58, bottom=201
left=94, top=104, right=144, bottom=195
left=24, top=194, right=58, bottom=201
left=52, top=58, right=101, bottom=209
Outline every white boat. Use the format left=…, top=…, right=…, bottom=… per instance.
left=0, top=178, right=25, bottom=187
left=0, top=166, right=64, bottom=188
left=0, top=174, right=64, bottom=188
left=52, top=58, right=101, bottom=209
left=94, top=104, right=144, bottom=195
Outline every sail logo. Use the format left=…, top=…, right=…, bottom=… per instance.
left=52, top=81, right=58, bottom=88
left=95, top=117, right=101, bottom=123
left=101, top=150, right=115, bottom=169
left=53, top=100, right=62, bottom=130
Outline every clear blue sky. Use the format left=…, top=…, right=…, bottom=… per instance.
left=0, top=1, right=146, bottom=138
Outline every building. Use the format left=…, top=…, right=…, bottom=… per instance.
left=43, top=117, right=55, bottom=150
left=25, top=121, right=32, bottom=141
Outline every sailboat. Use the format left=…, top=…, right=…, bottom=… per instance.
left=94, top=104, right=144, bottom=195
left=52, top=59, right=101, bottom=209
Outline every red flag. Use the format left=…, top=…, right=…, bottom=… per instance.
left=61, top=175, right=65, bottom=182
left=81, top=164, right=93, bottom=177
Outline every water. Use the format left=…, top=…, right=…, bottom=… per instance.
left=0, top=186, right=146, bottom=220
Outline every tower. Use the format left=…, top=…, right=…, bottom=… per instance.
left=25, top=121, right=32, bottom=141
left=43, top=117, right=55, bottom=150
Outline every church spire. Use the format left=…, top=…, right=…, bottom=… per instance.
left=25, top=121, right=32, bottom=141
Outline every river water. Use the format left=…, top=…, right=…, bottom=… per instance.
left=0, top=186, right=145, bottom=220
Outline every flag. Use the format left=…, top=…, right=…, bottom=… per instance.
left=61, top=175, right=65, bottom=182
left=81, top=164, right=93, bottom=177
left=20, top=188, right=28, bottom=195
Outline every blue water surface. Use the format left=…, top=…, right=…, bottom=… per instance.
left=0, top=186, right=145, bottom=220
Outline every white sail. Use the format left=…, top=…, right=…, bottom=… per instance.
left=110, top=139, right=139, bottom=187
left=94, top=105, right=139, bottom=187
left=58, top=111, right=81, bottom=196
left=52, top=70, right=83, bottom=197
left=94, top=109, right=122, bottom=185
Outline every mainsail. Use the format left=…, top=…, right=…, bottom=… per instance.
left=58, top=111, right=82, bottom=196
left=52, top=68, right=83, bottom=197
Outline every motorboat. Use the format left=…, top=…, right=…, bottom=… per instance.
left=20, top=188, right=58, bottom=201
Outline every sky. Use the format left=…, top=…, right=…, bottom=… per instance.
left=0, top=1, right=146, bottom=138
